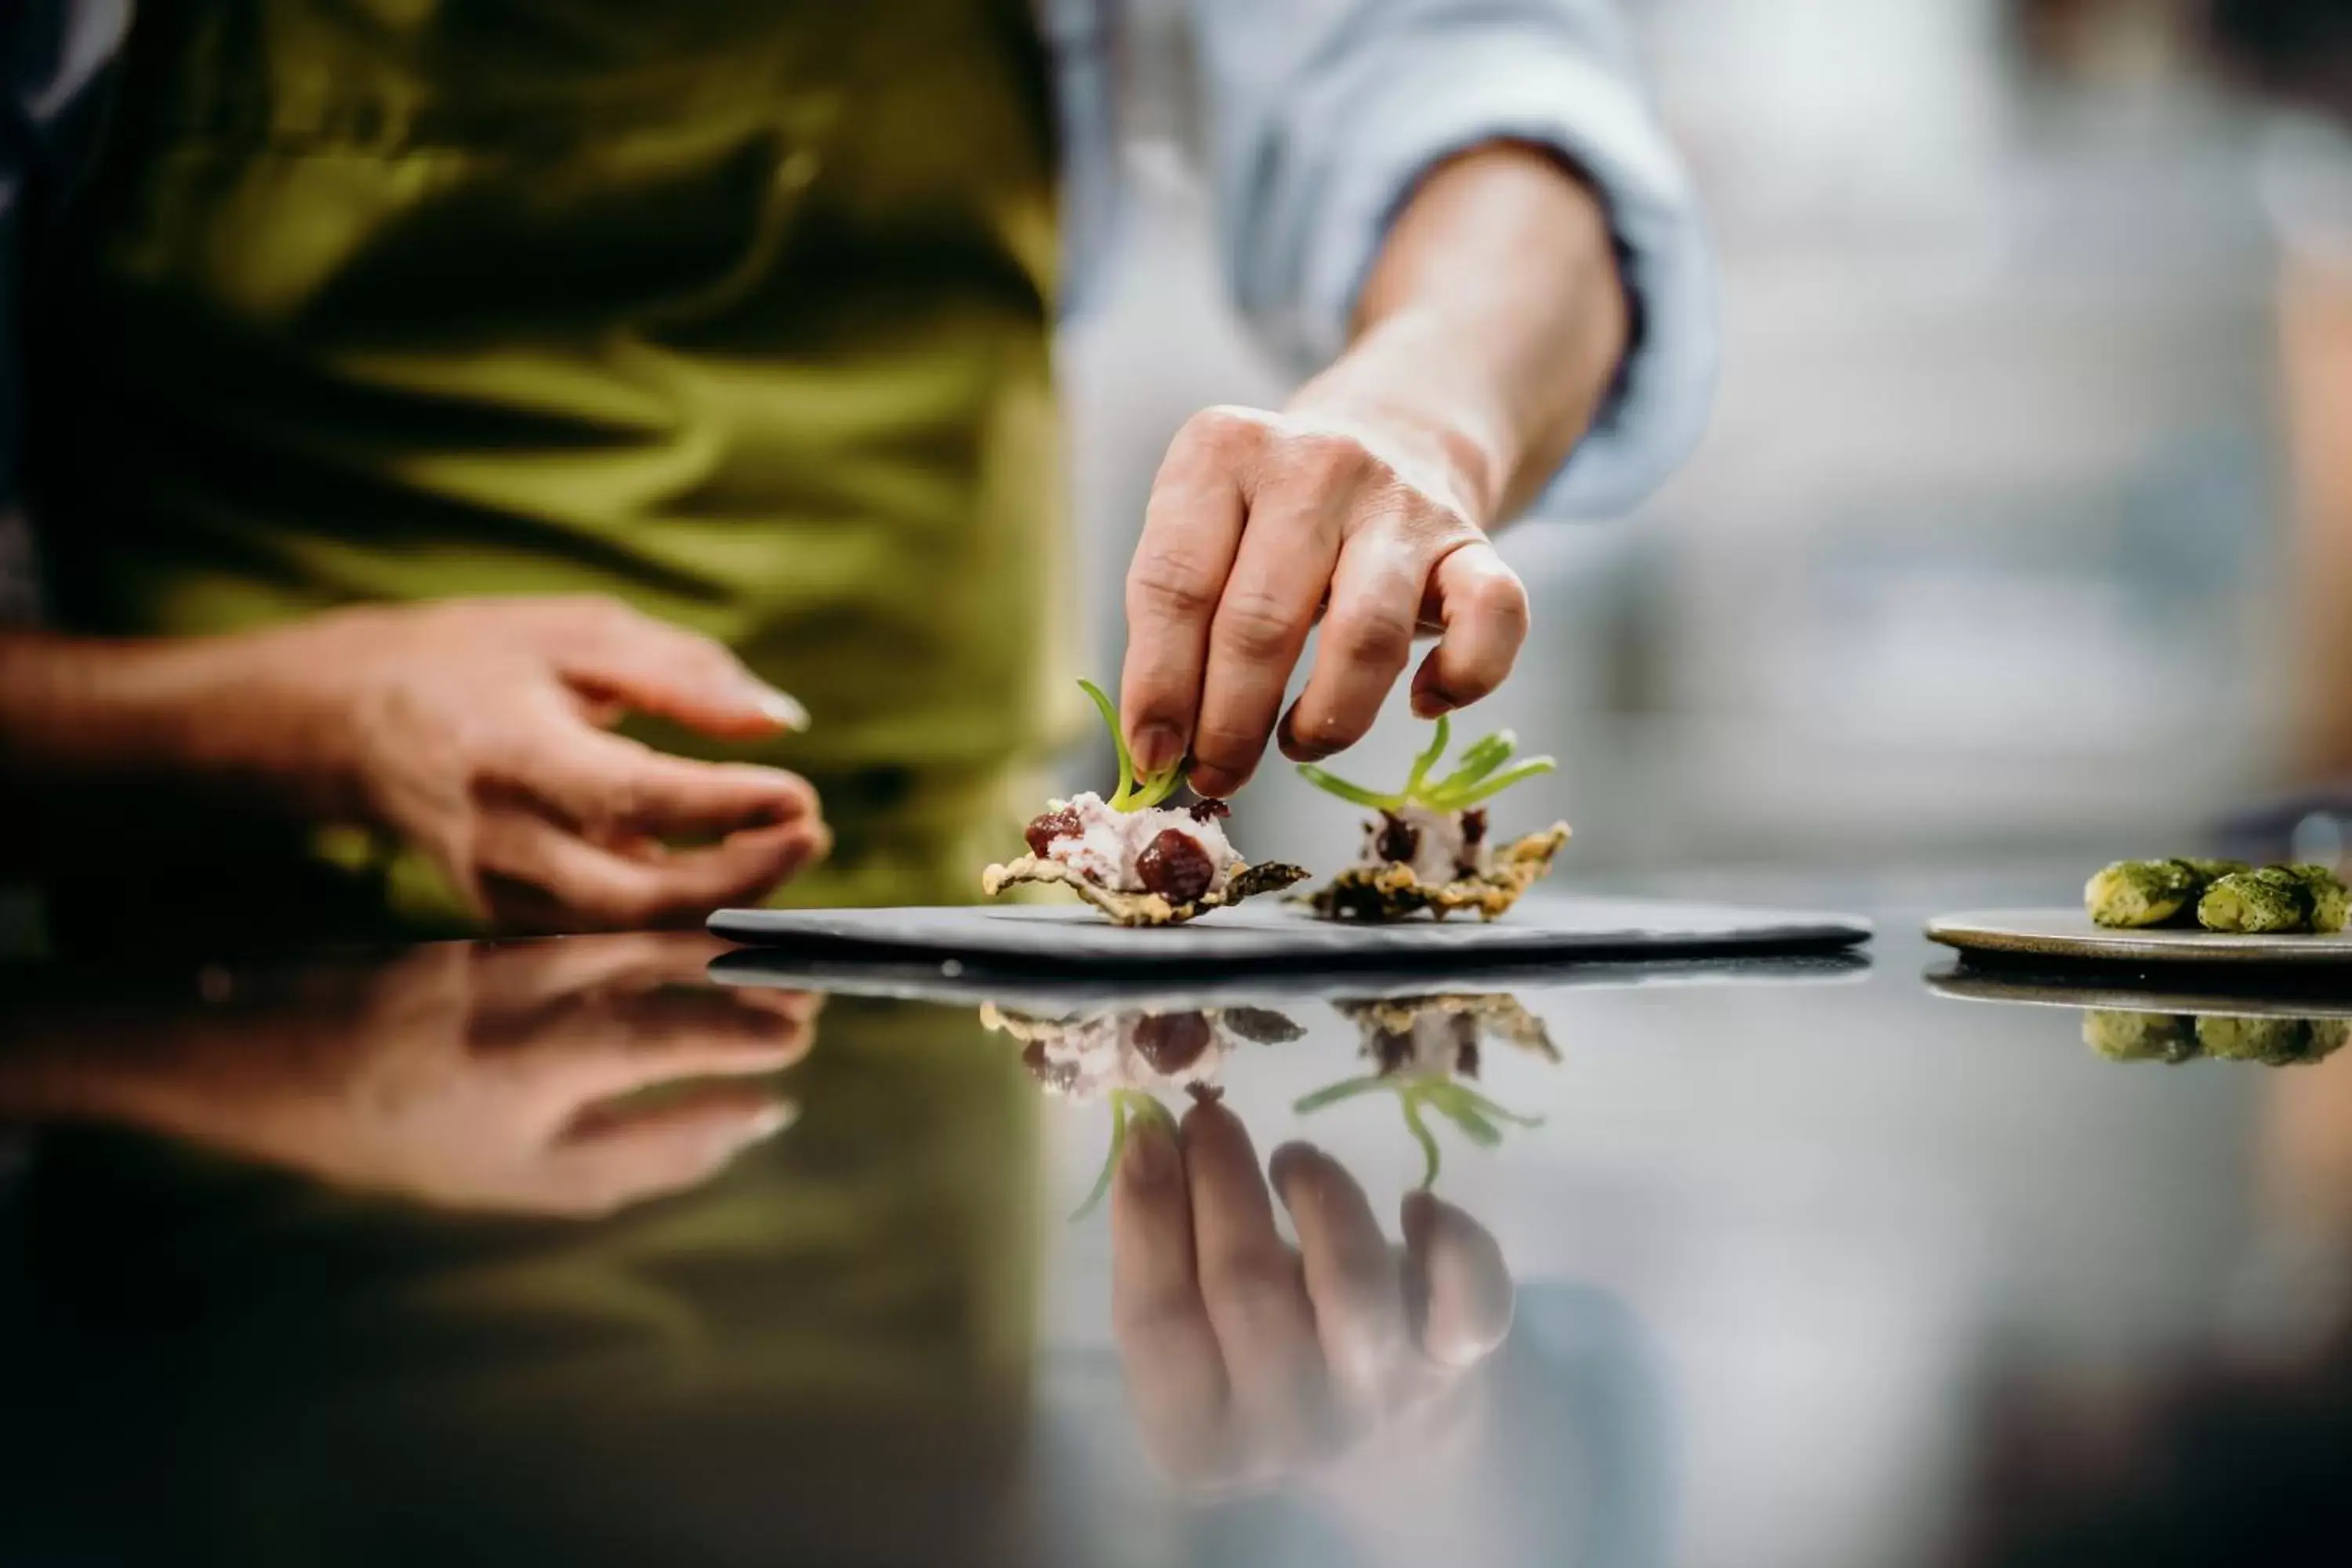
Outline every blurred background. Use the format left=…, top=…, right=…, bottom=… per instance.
left=0, top=0, right=2337, bottom=893
left=1063, top=0, right=2325, bottom=887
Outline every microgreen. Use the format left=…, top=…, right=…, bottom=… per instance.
left=1080, top=679, right=1185, bottom=812
left=1069, top=1087, right=1177, bottom=1221
left=1296, top=714, right=1554, bottom=815
left=1293, top=1070, right=1542, bottom=1190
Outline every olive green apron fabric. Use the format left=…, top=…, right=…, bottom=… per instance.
left=26, top=1, right=1075, bottom=948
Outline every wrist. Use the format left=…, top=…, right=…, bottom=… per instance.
left=0, top=625, right=362, bottom=817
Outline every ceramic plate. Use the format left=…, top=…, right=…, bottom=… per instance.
left=1927, top=909, right=2352, bottom=968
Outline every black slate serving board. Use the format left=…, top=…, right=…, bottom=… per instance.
left=708, top=893, right=1872, bottom=976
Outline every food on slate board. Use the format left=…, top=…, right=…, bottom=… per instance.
left=981, top=681, right=1307, bottom=926
left=2084, top=858, right=2345, bottom=934
left=1295, top=716, right=1570, bottom=923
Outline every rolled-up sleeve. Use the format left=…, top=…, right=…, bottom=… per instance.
left=1188, top=0, right=1718, bottom=520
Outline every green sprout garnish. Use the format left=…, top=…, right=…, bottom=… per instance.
left=1070, top=1088, right=1177, bottom=1221
left=1080, top=679, right=1185, bottom=812
left=1292, top=1072, right=1543, bottom=1190
left=1296, top=714, right=1555, bottom=814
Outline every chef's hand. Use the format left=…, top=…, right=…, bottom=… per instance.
left=0, top=935, right=817, bottom=1217
left=246, top=596, right=827, bottom=930
left=1111, top=1098, right=1515, bottom=1493
left=1116, top=145, right=1628, bottom=797
left=1120, top=408, right=1527, bottom=800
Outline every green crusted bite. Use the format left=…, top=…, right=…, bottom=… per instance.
left=2085, top=859, right=2201, bottom=928
left=2197, top=868, right=2316, bottom=935
left=2281, top=864, right=2350, bottom=935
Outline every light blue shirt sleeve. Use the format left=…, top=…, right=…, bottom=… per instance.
left=1185, top=0, right=1719, bottom=521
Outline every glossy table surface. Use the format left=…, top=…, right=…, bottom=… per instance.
left=2, top=880, right=2347, bottom=1567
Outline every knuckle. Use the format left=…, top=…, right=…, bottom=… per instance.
left=1128, top=552, right=1222, bottom=623
left=1212, top=591, right=1306, bottom=661
left=1181, top=404, right=1269, bottom=456
left=1282, top=430, right=1374, bottom=492
left=1210, top=1267, right=1305, bottom=1331
left=1328, top=605, right=1415, bottom=669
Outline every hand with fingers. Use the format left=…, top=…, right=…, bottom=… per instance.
left=251, top=596, right=829, bottom=930
left=1111, top=1096, right=1515, bottom=1495
left=2, top=935, right=818, bottom=1216
left=1120, top=408, right=1530, bottom=800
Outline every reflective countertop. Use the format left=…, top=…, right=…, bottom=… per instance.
left=2, top=887, right=2347, bottom=1567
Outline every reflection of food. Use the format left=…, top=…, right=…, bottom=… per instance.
left=1298, top=994, right=1553, bottom=1189
left=2082, top=1008, right=2350, bottom=1068
left=984, top=1000, right=1306, bottom=1218
left=2084, top=857, right=2347, bottom=934
left=981, top=681, right=1305, bottom=925
left=2082, top=1010, right=2197, bottom=1064
left=984, top=1003, right=1302, bottom=1101
left=1296, top=716, right=1569, bottom=923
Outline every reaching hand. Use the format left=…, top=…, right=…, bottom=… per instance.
left=1116, top=408, right=1530, bottom=799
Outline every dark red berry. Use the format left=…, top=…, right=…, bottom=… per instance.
left=1025, top=805, right=1083, bottom=857
left=1189, top=798, right=1231, bottom=823
left=1454, top=808, right=1488, bottom=879
left=1133, top=1011, right=1214, bottom=1075
left=1136, top=828, right=1215, bottom=903
left=1375, top=811, right=1421, bottom=866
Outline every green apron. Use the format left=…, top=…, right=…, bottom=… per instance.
left=27, top=1, right=1076, bottom=948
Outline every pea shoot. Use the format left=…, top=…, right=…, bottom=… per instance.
left=1296, top=713, right=1555, bottom=814
left=1079, top=679, right=1185, bottom=813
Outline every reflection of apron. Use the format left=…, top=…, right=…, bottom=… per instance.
left=27, top=2, right=1072, bottom=948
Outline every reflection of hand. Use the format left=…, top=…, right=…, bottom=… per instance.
left=49, top=935, right=815, bottom=1218
left=1111, top=1098, right=1513, bottom=1493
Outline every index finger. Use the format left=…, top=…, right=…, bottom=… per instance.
left=1120, top=411, right=1254, bottom=776
left=1112, top=1109, right=1230, bottom=1484
left=495, top=719, right=819, bottom=840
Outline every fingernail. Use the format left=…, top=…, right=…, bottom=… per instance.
left=1278, top=703, right=1333, bottom=762
left=1126, top=1112, right=1179, bottom=1187
left=748, top=682, right=811, bottom=731
left=739, top=1102, right=800, bottom=1145
left=1131, top=723, right=1184, bottom=774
